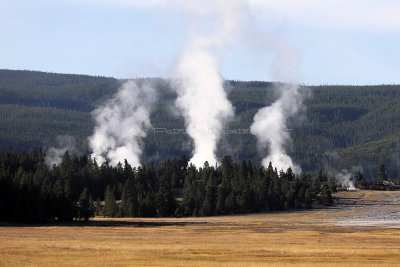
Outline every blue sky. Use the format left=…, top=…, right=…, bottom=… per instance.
left=1, top=0, right=400, bottom=85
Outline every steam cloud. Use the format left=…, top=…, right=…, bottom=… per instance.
left=250, top=84, right=303, bottom=173
left=45, top=135, right=77, bottom=168
left=174, top=48, right=234, bottom=167
left=335, top=169, right=357, bottom=191
left=249, top=33, right=305, bottom=174
left=172, top=0, right=244, bottom=166
left=323, top=152, right=361, bottom=190
left=88, top=81, right=156, bottom=167
left=87, top=0, right=306, bottom=169
left=330, top=167, right=363, bottom=190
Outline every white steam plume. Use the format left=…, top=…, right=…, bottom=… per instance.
left=85, top=0, right=305, bottom=169
left=331, top=167, right=363, bottom=190
left=88, top=81, right=156, bottom=167
left=174, top=47, right=234, bottom=167
left=250, top=34, right=305, bottom=174
left=250, top=84, right=303, bottom=174
left=335, top=169, right=357, bottom=191
left=324, top=153, right=361, bottom=190
left=172, top=0, right=245, bottom=166
left=45, top=135, right=77, bottom=168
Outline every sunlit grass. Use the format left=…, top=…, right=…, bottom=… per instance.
left=1, top=190, right=400, bottom=266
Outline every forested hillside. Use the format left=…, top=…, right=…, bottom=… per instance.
left=1, top=69, right=399, bottom=179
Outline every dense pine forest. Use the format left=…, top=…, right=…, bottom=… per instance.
left=1, top=69, right=400, bottom=179
left=0, top=149, right=336, bottom=223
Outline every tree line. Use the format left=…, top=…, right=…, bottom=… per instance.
left=1, top=70, right=400, bottom=179
left=0, top=149, right=337, bottom=223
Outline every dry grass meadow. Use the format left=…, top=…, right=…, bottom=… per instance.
left=1, top=190, right=400, bottom=266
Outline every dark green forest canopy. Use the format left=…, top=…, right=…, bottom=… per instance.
left=1, top=69, right=400, bottom=179
left=0, top=150, right=333, bottom=222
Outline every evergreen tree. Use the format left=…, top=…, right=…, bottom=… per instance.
left=156, top=175, right=176, bottom=217
left=200, top=173, right=217, bottom=216
left=378, top=164, right=388, bottom=182
left=177, top=154, right=188, bottom=187
left=94, top=198, right=102, bottom=216
left=182, top=164, right=197, bottom=215
left=78, top=188, right=94, bottom=221
left=121, top=179, right=135, bottom=217
left=224, top=192, right=236, bottom=214
left=103, top=185, right=118, bottom=217
left=319, top=185, right=333, bottom=206
left=285, top=167, right=295, bottom=181
left=237, top=183, right=251, bottom=213
left=304, top=188, right=312, bottom=208
left=216, top=181, right=229, bottom=214
left=355, top=171, right=367, bottom=189
left=328, top=177, right=337, bottom=193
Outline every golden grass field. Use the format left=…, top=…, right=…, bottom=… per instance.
left=1, top=190, right=400, bottom=266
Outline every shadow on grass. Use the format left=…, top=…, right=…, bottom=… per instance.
left=0, top=220, right=208, bottom=228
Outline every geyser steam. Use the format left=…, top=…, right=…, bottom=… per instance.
left=336, top=169, right=357, bottom=191
left=174, top=48, right=234, bottom=166
left=173, top=0, right=244, bottom=166
left=250, top=84, right=303, bottom=173
left=86, top=0, right=306, bottom=169
left=88, top=81, right=156, bottom=167
left=45, top=135, right=77, bottom=168
left=250, top=35, right=305, bottom=174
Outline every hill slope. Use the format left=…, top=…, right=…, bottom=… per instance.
left=0, top=69, right=399, bottom=179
